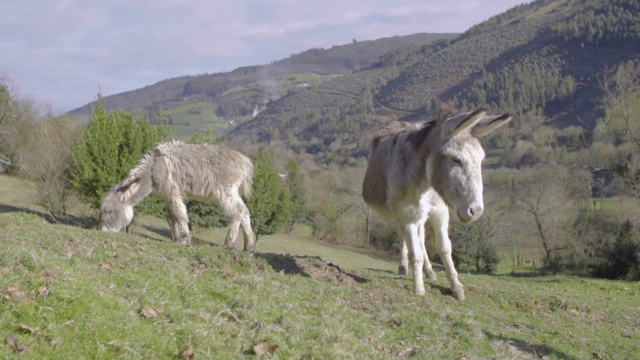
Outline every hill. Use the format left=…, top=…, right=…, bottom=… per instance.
left=1, top=211, right=639, bottom=358
left=65, top=1, right=640, bottom=165
left=65, top=33, right=455, bottom=135
left=229, top=0, right=640, bottom=164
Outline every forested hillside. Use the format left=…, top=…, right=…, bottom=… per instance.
left=230, top=0, right=640, bottom=166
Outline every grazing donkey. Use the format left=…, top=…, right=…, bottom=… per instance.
left=362, top=108, right=511, bottom=300
left=100, top=140, right=256, bottom=251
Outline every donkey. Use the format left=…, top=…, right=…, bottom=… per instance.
left=362, top=108, right=511, bottom=301
left=100, top=140, right=256, bottom=251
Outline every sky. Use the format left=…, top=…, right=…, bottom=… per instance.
left=1, top=0, right=529, bottom=114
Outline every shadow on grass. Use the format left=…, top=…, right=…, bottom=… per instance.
left=484, top=332, right=576, bottom=360
left=258, top=253, right=369, bottom=284
left=0, top=203, right=95, bottom=228
left=139, top=223, right=174, bottom=241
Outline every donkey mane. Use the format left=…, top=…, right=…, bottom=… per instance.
left=100, top=140, right=255, bottom=251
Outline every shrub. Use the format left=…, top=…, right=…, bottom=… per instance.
left=590, top=220, right=640, bottom=280
left=71, top=100, right=168, bottom=210
left=451, top=216, right=500, bottom=274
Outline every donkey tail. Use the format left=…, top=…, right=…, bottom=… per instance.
left=240, top=160, right=254, bottom=200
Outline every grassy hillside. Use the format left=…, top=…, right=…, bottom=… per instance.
left=1, top=212, right=639, bottom=359
left=0, top=173, right=638, bottom=358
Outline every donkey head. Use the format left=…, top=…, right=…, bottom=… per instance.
left=427, top=109, right=512, bottom=223
left=99, top=177, right=140, bottom=232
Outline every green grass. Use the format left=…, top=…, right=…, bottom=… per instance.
left=1, top=174, right=639, bottom=358
left=1, top=212, right=639, bottom=359
left=165, top=102, right=229, bottom=140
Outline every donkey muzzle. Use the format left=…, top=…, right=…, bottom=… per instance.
left=458, top=204, right=484, bottom=224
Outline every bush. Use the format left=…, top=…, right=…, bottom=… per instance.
left=561, top=212, right=640, bottom=280
left=368, top=219, right=398, bottom=252
left=590, top=220, right=640, bottom=280
left=186, top=199, right=230, bottom=228
left=451, top=216, right=500, bottom=274
left=71, top=100, right=168, bottom=209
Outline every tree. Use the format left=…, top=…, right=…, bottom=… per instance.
left=17, top=116, right=80, bottom=221
left=0, top=79, right=36, bottom=171
left=451, top=216, right=500, bottom=274
left=602, top=60, right=640, bottom=197
left=71, top=100, right=168, bottom=209
left=511, top=167, right=589, bottom=270
left=590, top=220, right=640, bottom=280
left=284, top=159, right=307, bottom=230
left=184, top=128, right=229, bottom=228
left=248, top=152, right=294, bottom=242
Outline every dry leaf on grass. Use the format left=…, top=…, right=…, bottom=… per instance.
left=37, top=285, right=51, bottom=297
left=6, top=335, right=29, bottom=354
left=99, top=263, right=113, bottom=272
left=397, top=345, right=421, bottom=357
left=34, top=269, right=61, bottom=280
left=15, top=323, right=39, bottom=334
left=182, top=344, right=195, bottom=359
left=192, top=264, right=206, bottom=276
left=252, top=340, right=279, bottom=357
left=4, top=284, right=27, bottom=302
left=139, top=306, right=158, bottom=319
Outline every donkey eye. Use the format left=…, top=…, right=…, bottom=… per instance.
left=450, top=157, right=463, bottom=166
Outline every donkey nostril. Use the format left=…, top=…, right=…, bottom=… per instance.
left=468, top=205, right=483, bottom=218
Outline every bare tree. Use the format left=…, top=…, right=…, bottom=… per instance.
left=17, top=115, right=81, bottom=221
left=512, top=167, right=591, bottom=269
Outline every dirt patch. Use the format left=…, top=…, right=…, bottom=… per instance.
left=260, top=253, right=367, bottom=285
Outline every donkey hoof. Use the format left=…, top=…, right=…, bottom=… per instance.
left=452, top=287, right=465, bottom=302
left=425, top=269, right=437, bottom=281
left=243, top=245, right=256, bottom=253
left=398, top=265, right=407, bottom=276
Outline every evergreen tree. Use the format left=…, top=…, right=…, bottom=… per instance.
left=71, top=100, right=168, bottom=209
left=285, top=159, right=307, bottom=230
left=184, top=129, right=229, bottom=228
left=248, top=152, right=294, bottom=241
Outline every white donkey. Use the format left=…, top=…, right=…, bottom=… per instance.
left=100, top=141, right=256, bottom=251
left=362, top=109, right=511, bottom=300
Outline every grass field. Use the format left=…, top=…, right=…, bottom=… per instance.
left=1, top=174, right=639, bottom=359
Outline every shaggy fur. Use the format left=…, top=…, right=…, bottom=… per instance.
left=100, top=141, right=255, bottom=251
left=362, top=109, right=511, bottom=300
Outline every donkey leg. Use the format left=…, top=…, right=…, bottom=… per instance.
left=224, top=218, right=241, bottom=250
left=418, top=222, right=437, bottom=281
left=220, top=191, right=255, bottom=251
left=232, top=191, right=255, bottom=252
left=239, top=206, right=255, bottom=252
left=398, top=223, right=425, bottom=296
left=431, top=208, right=464, bottom=301
left=166, top=198, right=192, bottom=246
left=398, top=240, right=409, bottom=275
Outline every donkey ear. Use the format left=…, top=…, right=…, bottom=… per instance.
left=114, top=177, right=141, bottom=202
left=471, top=113, right=512, bottom=137
left=445, top=108, right=487, bottom=138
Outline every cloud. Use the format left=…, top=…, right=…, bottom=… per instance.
left=0, top=0, right=529, bottom=113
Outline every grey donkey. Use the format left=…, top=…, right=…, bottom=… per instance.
left=100, top=141, right=256, bottom=251
left=362, top=108, right=512, bottom=300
